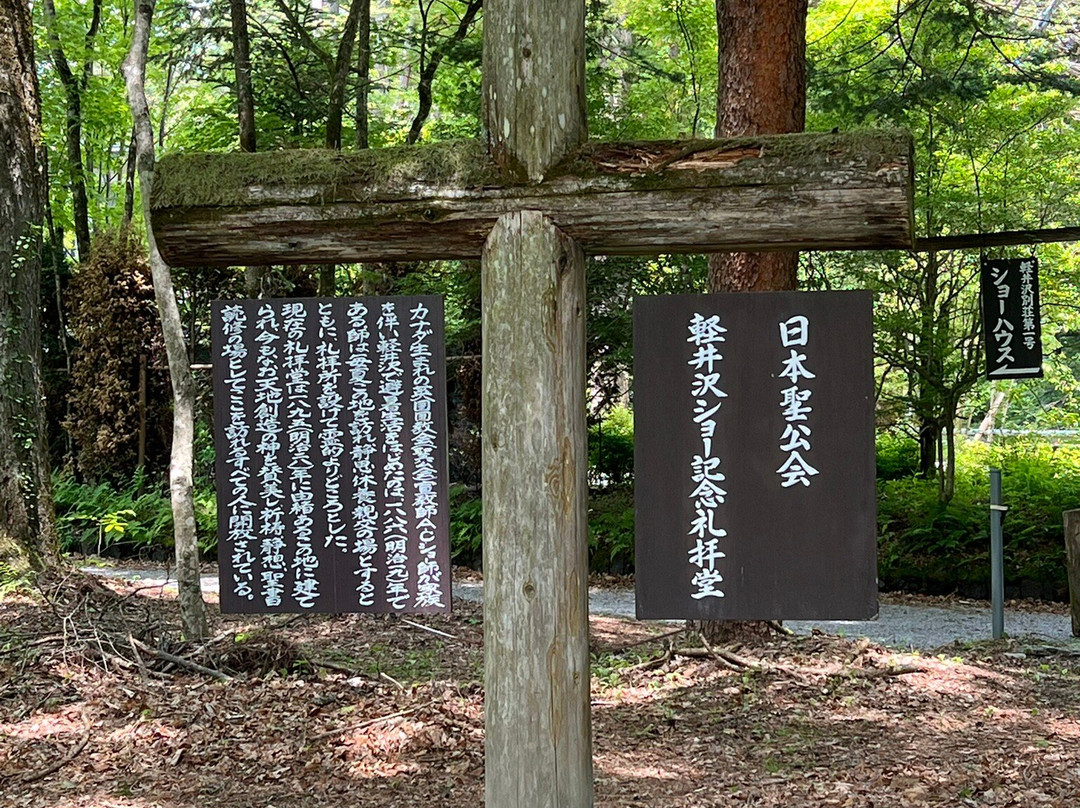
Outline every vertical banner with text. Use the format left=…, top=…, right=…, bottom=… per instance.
left=634, top=291, right=877, bottom=621
left=980, top=257, right=1043, bottom=380
left=212, top=296, right=451, bottom=614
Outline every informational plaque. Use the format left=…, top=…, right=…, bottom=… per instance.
left=212, top=296, right=451, bottom=614
left=980, top=257, right=1043, bottom=379
left=634, top=291, right=877, bottom=621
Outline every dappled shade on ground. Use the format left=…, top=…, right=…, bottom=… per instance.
left=1, top=575, right=1079, bottom=806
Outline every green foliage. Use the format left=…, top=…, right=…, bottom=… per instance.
left=588, top=487, right=635, bottom=574
left=54, top=471, right=172, bottom=555
left=876, top=431, right=920, bottom=481
left=879, top=439, right=1080, bottom=597
left=449, top=485, right=483, bottom=567
left=589, top=406, right=635, bottom=487
left=53, top=471, right=218, bottom=557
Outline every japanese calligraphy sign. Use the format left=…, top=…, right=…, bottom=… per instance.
left=634, top=292, right=877, bottom=621
left=980, top=257, right=1043, bottom=379
left=212, top=296, right=451, bottom=614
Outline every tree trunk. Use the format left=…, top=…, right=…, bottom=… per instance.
left=325, top=0, right=365, bottom=149
left=974, top=389, right=1009, bottom=443
left=229, top=0, right=257, bottom=153
left=355, top=0, right=371, bottom=149
left=123, top=0, right=208, bottom=639
left=42, top=0, right=99, bottom=262
left=699, top=0, right=809, bottom=644
left=124, top=128, right=137, bottom=223
left=407, top=0, right=483, bottom=146
left=0, top=0, right=59, bottom=576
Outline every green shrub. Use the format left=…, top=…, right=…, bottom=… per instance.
left=879, top=438, right=1080, bottom=598
left=449, top=485, right=483, bottom=567
left=876, top=431, right=920, bottom=480
left=589, top=406, right=634, bottom=486
left=53, top=471, right=219, bottom=558
left=588, top=486, right=635, bottom=574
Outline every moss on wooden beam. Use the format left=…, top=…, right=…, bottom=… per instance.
left=150, top=130, right=915, bottom=266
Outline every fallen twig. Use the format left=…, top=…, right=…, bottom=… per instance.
left=402, top=618, right=456, bottom=639
left=130, top=637, right=231, bottom=682
left=612, top=627, right=686, bottom=652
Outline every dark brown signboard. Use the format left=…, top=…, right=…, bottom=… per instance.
left=980, top=257, right=1043, bottom=380
left=212, top=296, right=451, bottom=614
left=634, top=291, right=877, bottom=621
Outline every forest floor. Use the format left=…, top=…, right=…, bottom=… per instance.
left=2, top=570, right=1080, bottom=807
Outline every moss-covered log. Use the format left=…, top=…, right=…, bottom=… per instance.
left=150, top=131, right=914, bottom=266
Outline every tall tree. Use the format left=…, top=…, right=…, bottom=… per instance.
left=41, top=0, right=102, bottom=262
left=698, top=0, right=809, bottom=643
left=0, top=0, right=59, bottom=575
left=355, top=0, right=371, bottom=148
left=708, top=0, right=807, bottom=293
left=230, top=0, right=257, bottom=153
left=123, top=0, right=208, bottom=639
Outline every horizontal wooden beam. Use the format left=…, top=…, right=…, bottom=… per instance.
left=150, top=131, right=914, bottom=267
left=915, top=226, right=1080, bottom=252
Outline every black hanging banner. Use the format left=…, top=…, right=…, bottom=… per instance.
left=212, top=296, right=452, bottom=615
left=633, top=291, right=878, bottom=621
left=980, top=257, right=1043, bottom=380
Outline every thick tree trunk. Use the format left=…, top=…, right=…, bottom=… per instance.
left=0, top=0, right=59, bottom=576
left=355, top=0, right=371, bottom=149
left=708, top=0, right=807, bottom=293
left=124, top=0, right=208, bottom=639
left=699, top=0, right=809, bottom=644
left=229, top=0, right=257, bottom=153
left=150, top=132, right=914, bottom=266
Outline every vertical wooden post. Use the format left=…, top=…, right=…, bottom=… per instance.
left=138, top=353, right=148, bottom=470
left=1064, top=509, right=1080, bottom=637
left=481, top=1, right=591, bottom=805
left=483, top=211, right=591, bottom=806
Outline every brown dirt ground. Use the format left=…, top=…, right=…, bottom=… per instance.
left=2, top=571, right=1079, bottom=807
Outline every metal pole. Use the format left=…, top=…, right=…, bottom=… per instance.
left=990, top=468, right=1005, bottom=639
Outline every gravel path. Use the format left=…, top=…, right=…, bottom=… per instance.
left=85, top=567, right=1076, bottom=651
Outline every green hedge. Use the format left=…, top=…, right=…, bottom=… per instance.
left=878, top=437, right=1080, bottom=598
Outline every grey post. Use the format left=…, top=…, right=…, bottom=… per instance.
left=990, top=468, right=1005, bottom=639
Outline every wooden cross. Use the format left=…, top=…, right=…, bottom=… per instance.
left=152, top=2, right=913, bottom=805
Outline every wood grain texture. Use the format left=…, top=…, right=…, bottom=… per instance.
left=1065, top=510, right=1080, bottom=637
left=150, top=132, right=915, bottom=266
left=482, top=211, right=592, bottom=807
left=483, top=0, right=586, bottom=179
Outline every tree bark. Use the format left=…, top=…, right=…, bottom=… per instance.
left=0, top=0, right=59, bottom=576
left=229, top=0, right=257, bottom=153
left=325, top=0, right=365, bottom=149
left=973, top=389, right=1009, bottom=443
left=42, top=0, right=101, bottom=262
left=699, top=0, right=808, bottom=644
left=150, top=132, right=915, bottom=267
left=406, top=0, right=483, bottom=146
left=355, top=0, right=371, bottom=149
left=123, top=0, right=208, bottom=639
